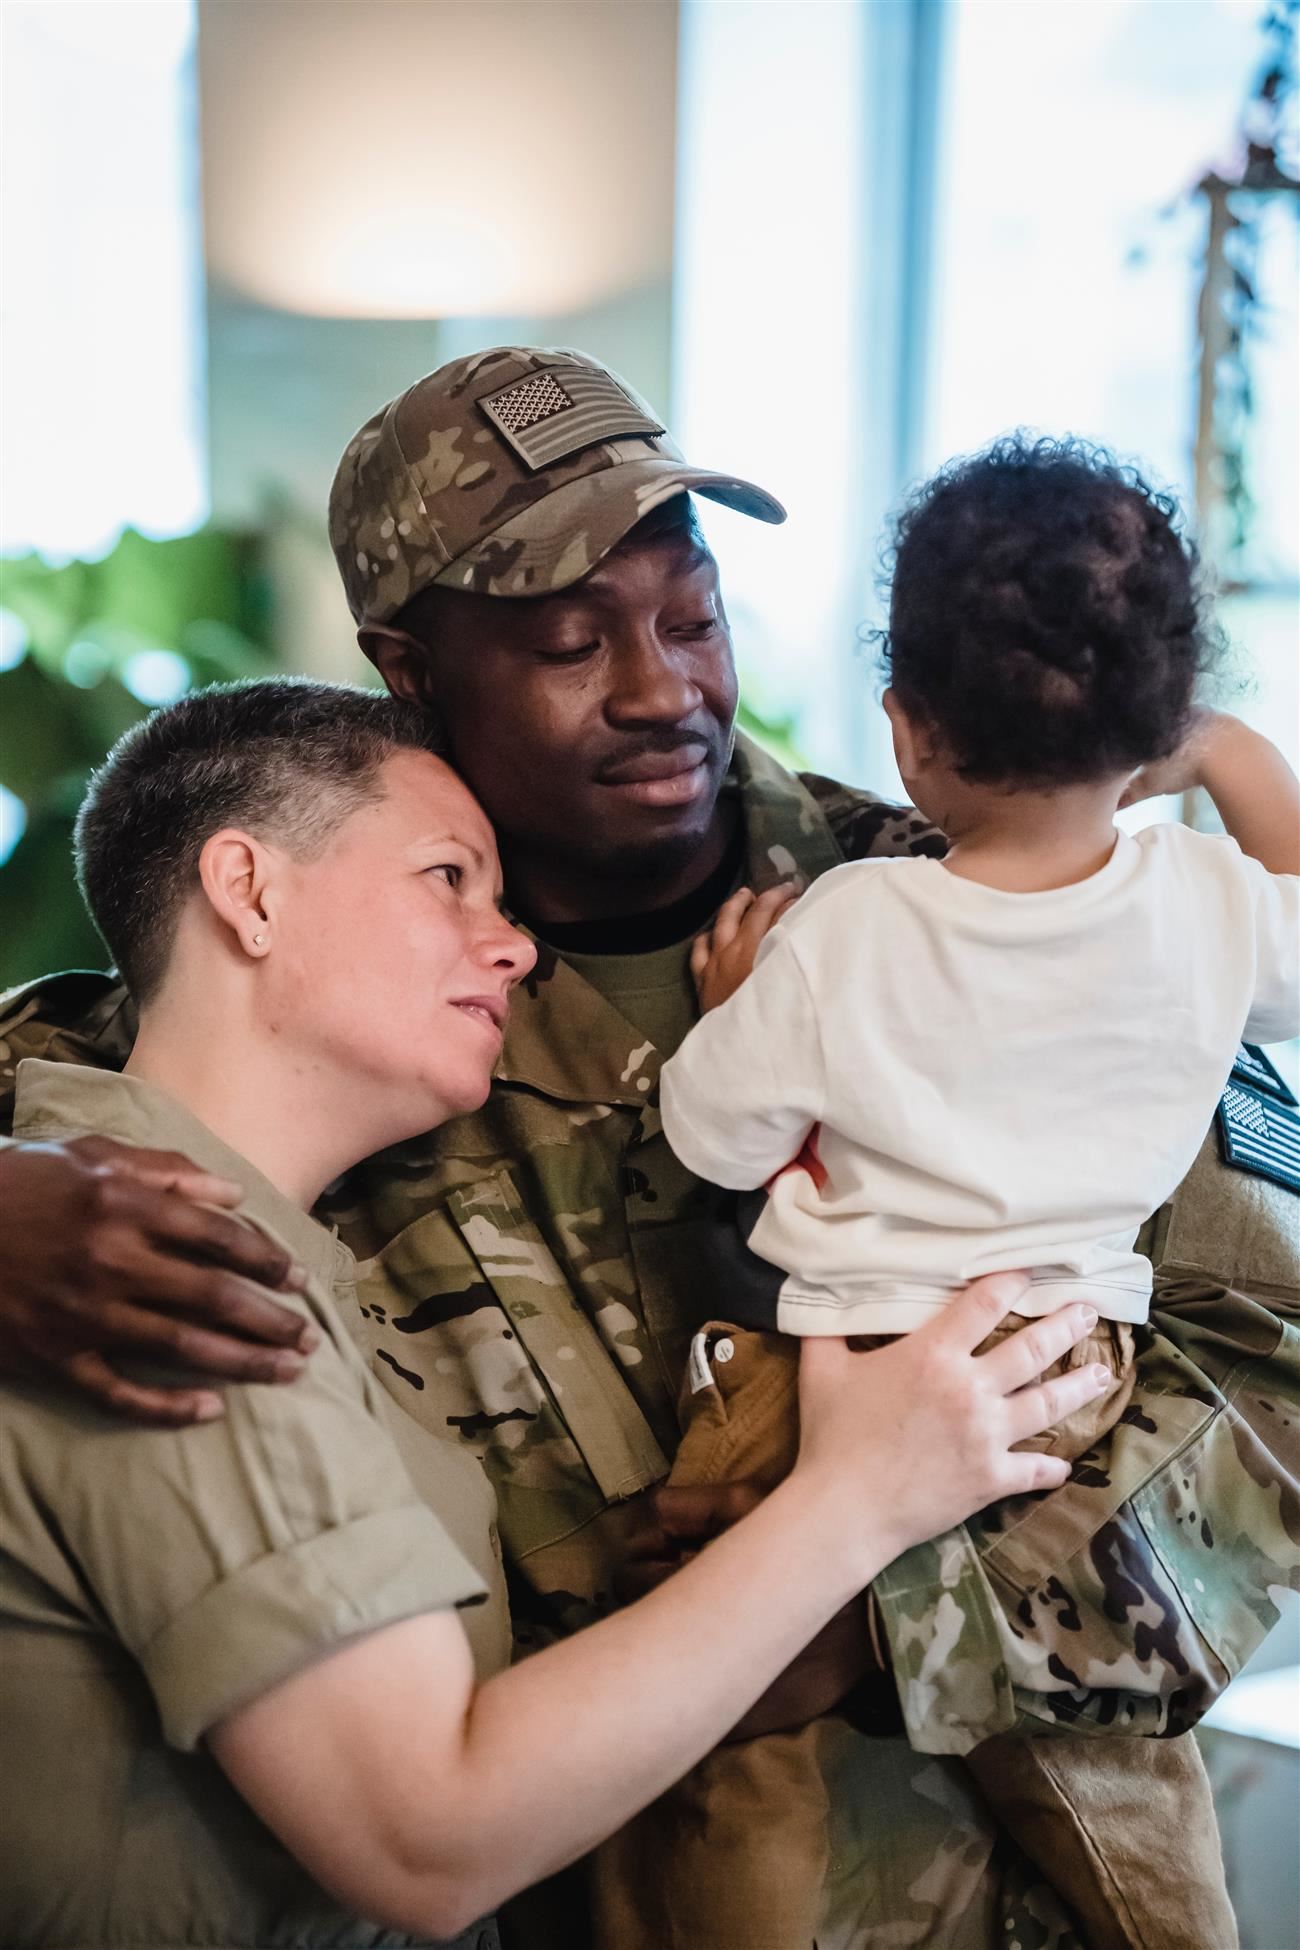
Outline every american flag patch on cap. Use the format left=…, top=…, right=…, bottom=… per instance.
left=1217, top=1080, right=1300, bottom=1195
left=477, top=364, right=665, bottom=472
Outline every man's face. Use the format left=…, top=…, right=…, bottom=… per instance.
left=378, top=522, right=739, bottom=895
left=267, top=750, right=535, bottom=1136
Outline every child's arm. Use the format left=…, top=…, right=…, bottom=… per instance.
left=664, top=895, right=826, bottom=1191
left=1122, top=710, right=1300, bottom=876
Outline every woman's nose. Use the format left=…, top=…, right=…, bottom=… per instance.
left=484, top=914, right=537, bottom=983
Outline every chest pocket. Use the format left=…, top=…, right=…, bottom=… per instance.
left=354, top=1168, right=668, bottom=1567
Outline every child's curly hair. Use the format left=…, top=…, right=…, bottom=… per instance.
left=879, top=434, right=1220, bottom=786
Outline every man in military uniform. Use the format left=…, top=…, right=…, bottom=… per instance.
left=1, top=346, right=1297, bottom=1948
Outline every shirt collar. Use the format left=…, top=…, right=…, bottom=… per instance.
left=12, top=1058, right=344, bottom=1288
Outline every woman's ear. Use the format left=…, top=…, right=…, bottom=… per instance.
left=197, top=829, right=276, bottom=961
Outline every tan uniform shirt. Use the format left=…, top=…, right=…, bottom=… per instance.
left=0, top=1061, right=508, bottom=1950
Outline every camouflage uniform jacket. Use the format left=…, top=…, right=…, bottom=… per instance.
left=2, top=735, right=1298, bottom=1949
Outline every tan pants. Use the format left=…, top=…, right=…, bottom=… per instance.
left=591, top=1320, right=1234, bottom=1950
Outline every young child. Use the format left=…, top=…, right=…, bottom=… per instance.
left=624, top=437, right=1299, bottom=1950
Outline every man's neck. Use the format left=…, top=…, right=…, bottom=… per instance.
left=502, top=797, right=741, bottom=930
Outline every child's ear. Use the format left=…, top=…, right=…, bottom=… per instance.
left=883, top=689, right=942, bottom=779
left=884, top=689, right=922, bottom=778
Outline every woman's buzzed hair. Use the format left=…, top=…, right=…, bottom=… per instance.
left=75, top=678, right=445, bottom=1004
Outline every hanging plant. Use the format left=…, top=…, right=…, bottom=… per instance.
left=1191, top=0, right=1300, bottom=583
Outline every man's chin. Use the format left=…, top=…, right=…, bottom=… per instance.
left=581, top=781, right=725, bottom=879
left=582, top=822, right=717, bottom=888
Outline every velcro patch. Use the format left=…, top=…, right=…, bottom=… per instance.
left=1231, top=1041, right=1298, bottom=1106
left=1217, top=1080, right=1300, bottom=1196
left=477, top=365, right=664, bottom=472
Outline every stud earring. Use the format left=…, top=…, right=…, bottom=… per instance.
left=253, top=933, right=266, bottom=946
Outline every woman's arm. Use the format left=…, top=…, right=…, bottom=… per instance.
left=211, top=1281, right=1109, bottom=1940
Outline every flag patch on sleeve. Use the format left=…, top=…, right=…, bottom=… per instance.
left=1231, top=1042, right=1298, bottom=1107
left=1217, top=1080, right=1300, bottom=1195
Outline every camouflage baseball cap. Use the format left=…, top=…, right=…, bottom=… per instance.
left=329, top=345, right=786, bottom=625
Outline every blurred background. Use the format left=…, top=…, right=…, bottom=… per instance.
left=0, top=6, right=1297, bottom=1928
left=2, top=0, right=1297, bottom=975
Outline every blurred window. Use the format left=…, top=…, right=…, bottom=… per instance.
left=0, top=0, right=207, bottom=561
left=925, top=0, right=1297, bottom=800
left=675, top=0, right=1295, bottom=808
left=671, top=0, right=944, bottom=782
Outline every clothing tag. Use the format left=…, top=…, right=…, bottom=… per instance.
left=687, top=1329, right=715, bottom=1395
left=1231, top=1042, right=1298, bottom=1107
left=1217, top=1080, right=1300, bottom=1196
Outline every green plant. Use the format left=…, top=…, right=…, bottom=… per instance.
left=0, top=519, right=806, bottom=993
left=0, top=525, right=277, bottom=988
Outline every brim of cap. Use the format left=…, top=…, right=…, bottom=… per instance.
left=431, top=455, right=787, bottom=598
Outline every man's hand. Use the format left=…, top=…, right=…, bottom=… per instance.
left=0, top=1137, right=315, bottom=1424
left=617, top=1483, right=878, bottom=1740
left=690, top=883, right=800, bottom=1013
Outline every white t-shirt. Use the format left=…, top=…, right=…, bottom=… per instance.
left=659, top=826, right=1300, bottom=1334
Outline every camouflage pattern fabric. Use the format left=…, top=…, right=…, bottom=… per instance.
left=2, top=735, right=1296, bottom=1950
left=328, top=345, right=786, bottom=620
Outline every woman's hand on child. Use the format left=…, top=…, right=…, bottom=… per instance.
left=691, top=883, right=801, bottom=1012
left=791, top=1273, right=1113, bottom=1576
left=613, top=1276, right=1109, bottom=1741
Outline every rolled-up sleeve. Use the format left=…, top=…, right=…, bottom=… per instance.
left=39, top=1326, right=487, bottom=1751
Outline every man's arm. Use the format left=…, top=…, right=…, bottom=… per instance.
left=0, top=974, right=313, bottom=1421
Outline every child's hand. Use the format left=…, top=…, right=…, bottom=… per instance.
left=691, top=883, right=800, bottom=1012
left=1118, top=707, right=1224, bottom=807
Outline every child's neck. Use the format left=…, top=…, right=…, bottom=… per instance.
left=940, top=778, right=1125, bottom=893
